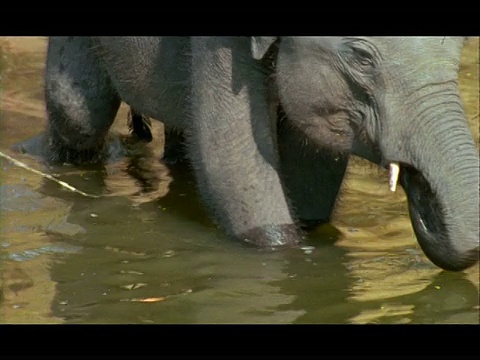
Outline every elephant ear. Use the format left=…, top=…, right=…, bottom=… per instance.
left=251, top=36, right=278, bottom=60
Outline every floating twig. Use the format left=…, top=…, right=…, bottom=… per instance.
left=0, top=150, right=101, bottom=198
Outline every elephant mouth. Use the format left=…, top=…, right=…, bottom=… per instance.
left=397, top=163, right=478, bottom=271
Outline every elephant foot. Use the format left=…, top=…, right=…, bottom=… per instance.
left=238, top=224, right=303, bottom=248
left=44, top=128, right=129, bottom=165
left=45, top=137, right=103, bottom=165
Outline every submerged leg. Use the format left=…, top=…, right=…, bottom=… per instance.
left=44, top=36, right=121, bottom=164
left=188, top=37, right=301, bottom=247
left=278, top=113, right=349, bottom=230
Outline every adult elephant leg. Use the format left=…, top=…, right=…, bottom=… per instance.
left=188, top=36, right=301, bottom=247
left=278, top=111, right=349, bottom=230
left=45, top=37, right=121, bottom=164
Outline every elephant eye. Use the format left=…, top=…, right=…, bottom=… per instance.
left=342, top=37, right=381, bottom=70
left=352, top=47, right=375, bottom=67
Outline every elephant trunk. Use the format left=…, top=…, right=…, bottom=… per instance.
left=384, top=90, right=479, bottom=271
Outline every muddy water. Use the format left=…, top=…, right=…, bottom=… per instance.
left=0, top=37, right=478, bottom=324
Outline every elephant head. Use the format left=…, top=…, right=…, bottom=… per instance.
left=252, top=36, right=479, bottom=271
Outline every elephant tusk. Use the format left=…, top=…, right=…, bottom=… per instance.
left=389, top=162, right=400, bottom=192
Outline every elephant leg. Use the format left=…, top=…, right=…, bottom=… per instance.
left=162, top=125, right=187, bottom=165
left=278, top=112, right=349, bottom=230
left=44, top=36, right=121, bottom=164
left=188, top=36, right=301, bottom=247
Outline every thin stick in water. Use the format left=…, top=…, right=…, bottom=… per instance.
left=0, top=150, right=101, bottom=198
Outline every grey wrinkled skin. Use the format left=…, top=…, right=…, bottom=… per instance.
left=256, top=36, right=479, bottom=271
left=43, top=37, right=479, bottom=271
left=44, top=36, right=301, bottom=248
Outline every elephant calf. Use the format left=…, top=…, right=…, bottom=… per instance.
left=43, top=36, right=479, bottom=271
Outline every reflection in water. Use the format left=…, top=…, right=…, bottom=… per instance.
left=349, top=272, right=480, bottom=324
left=0, top=37, right=478, bottom=323
left=0, top=177, right=80, bottom=323
left=49, top=236, right=307, bottom=323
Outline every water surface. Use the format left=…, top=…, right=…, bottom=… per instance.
left=1, top=37, right=478, bottom=323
